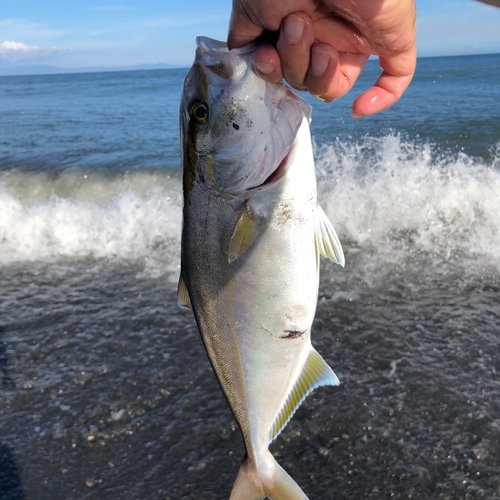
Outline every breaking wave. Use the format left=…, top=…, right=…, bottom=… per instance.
left=0, top=168, right=182, bottom=273
left=316, top=134, right=500, bottom=272
left=1, top=135, right=499, bottom=277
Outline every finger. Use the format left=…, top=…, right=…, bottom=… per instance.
left=253, top=45, right=284, bottom=83
left=227, top=1, right=296, bottom=49
left=276, top=12, right=315, bottom=91
left=305, top=43, right=369, bottom=102
left=313, top=16, right=374, bottom=55
left=227, top=9, right=265, bottom=49
left=351, top=44, right=416, bottom=118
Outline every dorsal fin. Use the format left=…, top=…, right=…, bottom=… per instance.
left=315, top=205, right=345, bottom=267
left=269, top=348, right=339, bottom=443
left=177, top=274, right=192, bottom=310
left=228, top=202, right=264, bottom=263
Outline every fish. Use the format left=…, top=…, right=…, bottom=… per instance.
left=178, top=36, right=345, bottom=500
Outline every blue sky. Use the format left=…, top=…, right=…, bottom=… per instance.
left=0, top=0, right=499, bottom=69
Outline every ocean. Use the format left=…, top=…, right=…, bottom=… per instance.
left=1, top=52, right=499, bottom=500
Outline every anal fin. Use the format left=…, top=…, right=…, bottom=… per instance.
left=315, top=205, right=345, bottom=267
left=177, top=274, right=192, bottom=310
left=269, top=348, right=339, bottom=443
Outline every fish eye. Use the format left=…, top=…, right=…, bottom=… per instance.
left=191, top=101, right=208, bottom=124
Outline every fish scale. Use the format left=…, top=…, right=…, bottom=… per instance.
left=179, top=36, right=345, bottom=500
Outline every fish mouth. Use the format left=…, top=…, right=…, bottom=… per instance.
left=197, top=37, right=228, bottom=54
left=196, top=37, right=257, bottom=81
left=197, top=36, right=259, bottom=59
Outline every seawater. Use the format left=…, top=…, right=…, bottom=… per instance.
left=1, top=55, right=499, bottom=270
left=0, top=54, right=499, bottom=500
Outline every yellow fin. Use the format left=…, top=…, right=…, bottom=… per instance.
left=228, top=203, right=263, bottom=264
left=269, top=348, right=339, bottom=443
left=315, top=205, right=345, bottom=267
left=177, top=274, right=192, bottom=310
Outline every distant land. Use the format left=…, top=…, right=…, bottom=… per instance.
left=0, top=63, right=189, bottom=77
left=1, top=51, right=498, bottom=77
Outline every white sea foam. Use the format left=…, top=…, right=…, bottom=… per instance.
left=1, top=137, right=499, bottom=277
left=316, top=134, right=500, bottom=271
left=0, top=169, right=182, bottom=273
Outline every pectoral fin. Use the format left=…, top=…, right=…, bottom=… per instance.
left=269, top=347, right=339, bottom=443
left=228, top=202, right=264, bottom=264
left=315, top=206, right=345, bottom=267
left=177, top=274, right=192, bottom=310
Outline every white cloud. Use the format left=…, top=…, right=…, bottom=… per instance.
left=0, top=19, right=70, bottom=43
left=0, top=40, right=72, bottom=62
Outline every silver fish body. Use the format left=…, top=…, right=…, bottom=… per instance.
left=179, top=37, right=344, bottom=500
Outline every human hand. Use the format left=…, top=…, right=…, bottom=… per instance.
left=228, top=0, right=417, bottom=118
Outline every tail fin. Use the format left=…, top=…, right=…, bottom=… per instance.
left=230, top=455, right=265, bottom=500
left=230, top=453, right=309, bottom=500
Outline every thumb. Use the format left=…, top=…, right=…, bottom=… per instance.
left=227, top=9, right=264, bottom=49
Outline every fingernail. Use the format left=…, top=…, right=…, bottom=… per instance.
left=351, top=110, right=363, bottom=119
left=254, top=61, right=275, bottom=75
left=284, top=15, right=304, bottom=44
left=311, top=45, right=330, bottom=77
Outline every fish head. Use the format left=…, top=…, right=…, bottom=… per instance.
left=180, top=36, right=312, bottom=196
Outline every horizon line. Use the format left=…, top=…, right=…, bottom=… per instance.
left=1, top=51, right=499, bottom=78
